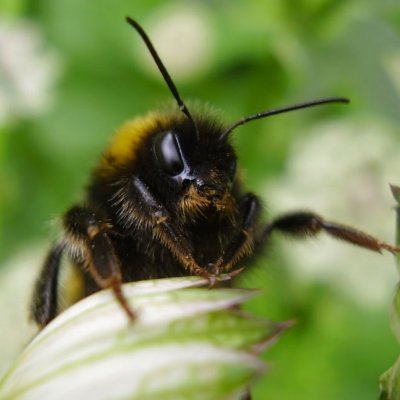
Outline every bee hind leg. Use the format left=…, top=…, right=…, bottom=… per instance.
left=261, top=210, right=399, bottom=253
left=30, top=242, right=64, bottom=327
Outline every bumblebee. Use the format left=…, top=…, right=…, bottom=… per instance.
left=31, top=17, right=399, bottom=327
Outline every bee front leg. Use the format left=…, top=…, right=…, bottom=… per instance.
left=262, top=210, right=399, bottom=253
left=123, top=176, right=215, bottom=283
left=213, top=193, right=262, bottom=274
left=63, top=206, right=135, bottom=321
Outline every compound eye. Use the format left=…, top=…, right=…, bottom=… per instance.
left=154, top=132, right=184, bottom=176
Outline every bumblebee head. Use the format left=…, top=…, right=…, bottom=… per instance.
left=93, top=111, right=237, bottom=225
left=150, top=113, right=237, bottom=218
left=118, top=111, right=235, bottom=219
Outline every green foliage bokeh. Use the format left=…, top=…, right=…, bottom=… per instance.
left=1, top=1, right=400, bottom=399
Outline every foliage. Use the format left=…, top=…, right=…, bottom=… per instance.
left=1, top=1, right=400, bottom=399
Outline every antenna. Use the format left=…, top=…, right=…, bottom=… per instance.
left=126, top=17, right=199, bottom=138
left=221, top=97, right=350, bottom=140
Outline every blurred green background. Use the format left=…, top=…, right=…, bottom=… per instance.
left=1, top=0, right=400, bottom=399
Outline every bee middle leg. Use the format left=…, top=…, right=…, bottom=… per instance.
left=63, top=206, right=135, bottom=321
left=213, top=193, right=262, bottom=273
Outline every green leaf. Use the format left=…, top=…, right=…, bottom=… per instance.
left=389, top=185, right=400, bottom=342
left=379, top=355, right=400, bottom=400
left=390, top=184, right=400, bottom=272
left=379, top=186, right=400, bottom=400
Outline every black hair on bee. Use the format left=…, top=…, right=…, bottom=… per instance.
left=30, top=17, right=400, bottom=327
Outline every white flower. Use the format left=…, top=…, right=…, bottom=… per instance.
left=134, top=5, right=214, bottom=81
left=0, top=277, right=286, bottom=400
left=0, top=19, right=60, bottom=125
left=265, top=118, right=400, bottom=306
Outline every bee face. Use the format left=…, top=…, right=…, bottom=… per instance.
left=149, top=116, right=237, bottom=218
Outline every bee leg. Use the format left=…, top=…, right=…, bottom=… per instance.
left=262, top=210, right=399, bottom=253
left=63, top=206, right=135, bottom=321
left=30, top=242, right=64, bottom=327
left=213, top=193, right=262, bottom=273
left=130, top=176, right=215, bottom=283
